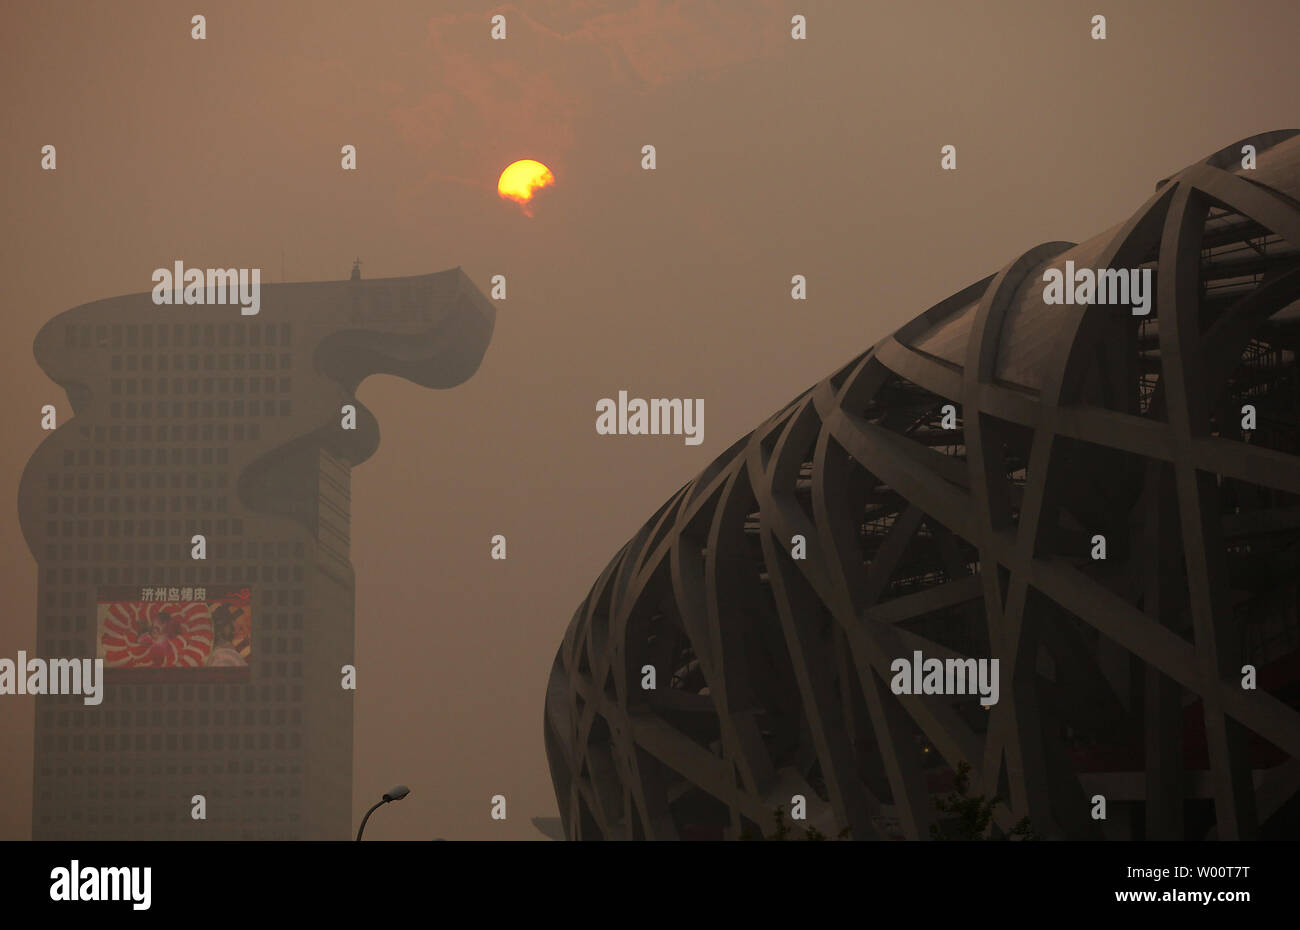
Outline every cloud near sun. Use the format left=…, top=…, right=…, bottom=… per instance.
left=388, top=3, right=789, bottom=196
left=497, top=159, right=556, bottom=215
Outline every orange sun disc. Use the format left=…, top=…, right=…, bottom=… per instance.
left=497, top=159, right=555, bottom=214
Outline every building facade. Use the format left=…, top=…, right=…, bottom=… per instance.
left=546, top=130, right=1300, bottom=840
left=21, top=267, right=495, bottom=839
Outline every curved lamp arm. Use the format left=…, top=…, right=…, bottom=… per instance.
left=356, top=785, right=410, bottom=841
left=356, top=799, right=386, bottom=841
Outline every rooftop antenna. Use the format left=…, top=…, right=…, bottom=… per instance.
left=281, top=248, right=286, bottom=283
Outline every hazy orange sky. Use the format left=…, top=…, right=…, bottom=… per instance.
left=2, top=0, right=1298, bottom=839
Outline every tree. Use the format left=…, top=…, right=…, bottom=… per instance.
left=929, top=760, right=1037, bottom=840
left=738, top=805, right=852, bottom=840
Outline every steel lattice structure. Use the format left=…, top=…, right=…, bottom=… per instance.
left=544, top=130, right=1300, bottom=840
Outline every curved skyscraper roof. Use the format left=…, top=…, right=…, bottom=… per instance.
left=22, top=266, right=495, bottom=839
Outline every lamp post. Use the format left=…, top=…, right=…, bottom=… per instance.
left=356, top=785, right=410, bottom=841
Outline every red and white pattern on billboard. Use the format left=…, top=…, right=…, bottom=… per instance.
left=99, top=600, right=214, bottom=668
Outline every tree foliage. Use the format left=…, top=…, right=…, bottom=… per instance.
left=929, top=760, right=1037, bottom=840
left=738, top=805, right=852, bottom=840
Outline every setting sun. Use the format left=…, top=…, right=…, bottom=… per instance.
left=497, top=159, right=555, bottom=215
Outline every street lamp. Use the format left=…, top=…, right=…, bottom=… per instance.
left=356, top=785, right=410, bottom=840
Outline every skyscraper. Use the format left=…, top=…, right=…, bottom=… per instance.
left=21, top=266, right=495, bottom=839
